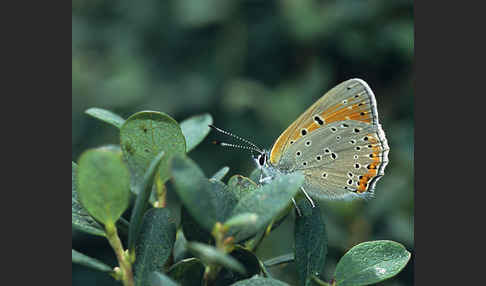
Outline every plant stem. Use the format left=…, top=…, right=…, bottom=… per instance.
left=105, top=223, right=135, bottom=286
left=154, top=177, right=166, bottom=208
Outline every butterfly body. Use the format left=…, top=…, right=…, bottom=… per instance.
left=255, top=78, right=389, bottom=201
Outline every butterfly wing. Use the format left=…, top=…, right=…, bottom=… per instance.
left=269, top=78, right=389, bottom=200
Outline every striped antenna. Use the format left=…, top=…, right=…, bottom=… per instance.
left=209, top=125, right=263, bottom=153
left=212, top=140, right=261, bottom=153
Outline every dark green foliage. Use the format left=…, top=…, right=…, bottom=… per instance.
left=171, top=154, right=238, bottom=232
left=72, top=109, right=411, bottom=286
left=294, top=199, right=328, bottom=286
left=134, top=208, right=176, bottom=286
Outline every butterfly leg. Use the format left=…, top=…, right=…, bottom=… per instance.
left=300, top=187, right=315, bottom=208
left=291, top=197, right=302, bottom=217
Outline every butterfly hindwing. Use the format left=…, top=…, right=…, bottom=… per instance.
left=268, top=78, right=389, bottom=200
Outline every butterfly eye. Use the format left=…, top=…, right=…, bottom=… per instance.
left=258, top=154, right=266, bottom=166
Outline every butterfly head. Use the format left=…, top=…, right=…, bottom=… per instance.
left=253, top=150, right=269, bottom=169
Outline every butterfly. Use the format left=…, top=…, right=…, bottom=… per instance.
left=211, top=78, right=389, bottom=206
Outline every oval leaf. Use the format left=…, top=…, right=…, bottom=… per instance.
left=72, top=162, right=105, bottom=237
left=230, top=276, right=290, bottom=286
left=294, top=199, right=327, bottom=286
left=167, top=258, right=205, bottom=286
left=180, top=113, right=213, bottom=152
left=76, top=147, right=131, bottom=225
left=149, top=271, right=179, bottom=286
left=85, top=107, right=125, bottom=129
left=228, top=172, right=304, bottom=242
left=134, top=208, right=177, bottom=286
left=72, top=249, right=112, bottom=273
left=334, top=240, right=411, bottom=286
left=187, top=242, right=246, bottom=274
left=211, top=166, right=230, bottom=181
left=171, top=154, right=237, bottom=232
left=120, top=111, right=186, bottom=192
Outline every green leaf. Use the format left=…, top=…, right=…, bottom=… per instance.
left=134, top=208, right=177, bottom=286
left=225, top=175, right=258, bottom=201
left=72, top=162, right=105, bottom=237
left=72, top=249, right=113, bottom=273
left=228, top=173, right=304, bottom=242
left=230, top=276, right=290, bottom=286
left=120, top=111, right=186, bottom=193
left=211, top=166, right=230, bottom=181
left=333, top=240, right=411, bottom=286
left=149, top=271, right=179, bottom=286
left=186, top=242, right=246, bottom=274
left=263, top=253, right=295, bottom=267
left=171, top=154, right=237, bottom=232
left=128, top=150, right=165, bottom=252
left=85, top=107, right=125, bottom=129
left=76, top=147, right=131, bottom=225
left=180, top=113, right=213, bottom=152
left=167, top=258, right=205, bottom=286
left=214, top=245, right=263, bottom=285
left=294, top=199, right=327, bottom=286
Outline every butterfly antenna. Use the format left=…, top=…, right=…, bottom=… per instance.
left=212, top=140, right=262, bottom=153
left=209, top=124, right=263, bottom=153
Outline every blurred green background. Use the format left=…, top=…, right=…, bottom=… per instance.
left=72, top=0, right=413, bottom=285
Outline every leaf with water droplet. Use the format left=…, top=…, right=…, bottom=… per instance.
left=333, top=240, right=411, bottom=286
